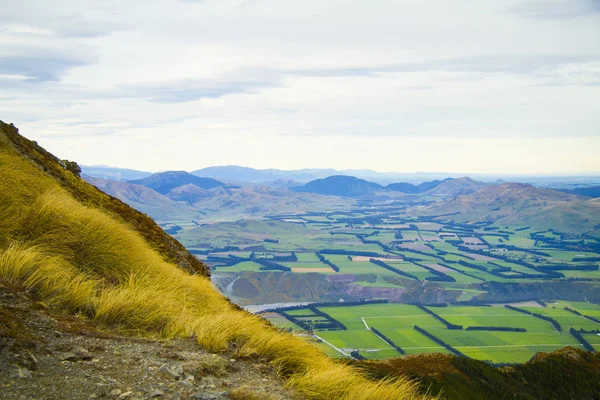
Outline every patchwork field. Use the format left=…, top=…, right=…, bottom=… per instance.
left=268, top=301, right=600, bottom=364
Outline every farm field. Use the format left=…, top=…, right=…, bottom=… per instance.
left=267, top=301, right=600, bottom=364
left=176, top=194, right=600, bottom=365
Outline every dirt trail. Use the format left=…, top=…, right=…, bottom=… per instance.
left=0, top=285, right=297, bottom=400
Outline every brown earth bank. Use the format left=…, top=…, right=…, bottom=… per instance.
left=0, top=284, right=296, bottom=400
left=211, top=272, right=461, bottom=305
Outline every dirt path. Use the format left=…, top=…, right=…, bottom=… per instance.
left=0, top=285, right=297, bottom=400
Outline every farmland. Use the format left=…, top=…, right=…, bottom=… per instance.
left=170, top=194, right=600, bottom=363
left=267, top=301, right=600, bottom=364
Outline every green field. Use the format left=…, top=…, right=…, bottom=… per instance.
left=182, top=200, right=600, bottom=365
left=270, top=302, right=598, bottom=363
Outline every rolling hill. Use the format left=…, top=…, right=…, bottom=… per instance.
left=385, top=179, right=448, bottom=194
left=129, top=171, right=225, bottom=194
left=424, top=177, right=486, bottom=197
left=292, top=175, right=383, bottom=196
left=85, top=176, right=200, bottom=221
left=422, top=182, right=600, bottom=233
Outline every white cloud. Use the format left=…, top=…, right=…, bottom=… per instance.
left=0, top=0, right=599, bottom=174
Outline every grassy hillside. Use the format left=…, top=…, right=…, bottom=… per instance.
left=0, top=121, right=426, bottom=400
left=0, top=121, right=207, bottom=276
left=356, top=347, right=600, bottom=400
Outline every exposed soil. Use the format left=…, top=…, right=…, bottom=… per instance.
left=0, top=284, right=298, bottom=400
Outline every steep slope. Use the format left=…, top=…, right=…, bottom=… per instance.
left=0, top=121, right=206, bottom=276
left=0, top=121, right=425, bottom=400
left=292, top=175, right=383, bottom=196
left=422, top=182, right=600, bottom=233
left=129, top=171, right=225, bottom=194
left=85, top=176, right=200, bottom=221
left=424, top=177, right=485, bottom=197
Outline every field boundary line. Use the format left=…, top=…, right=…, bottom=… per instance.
left=361, top=317, right=370, bottom=329
left=312, top=334, right=351, bottom=358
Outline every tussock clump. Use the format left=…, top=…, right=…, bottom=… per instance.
left=0, top=134, right=431, bottom=399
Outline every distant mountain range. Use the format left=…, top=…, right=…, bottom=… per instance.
left=128, top=171, right=225, bottom=195
left=291, top=175, right=485, bottom=197
left=85, top=171, right=352, bottom=222
left=81, top=165, right=152, bottom=181
left=83, top=164, right=600, bottom=188
left=83, top=167, right=600, bottom=234
left=558, top=186, right=600, bottom=198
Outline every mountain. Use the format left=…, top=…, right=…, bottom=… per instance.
left=292, top=175, right=383, bottom=196
left=165, top=183, right=212, bottom=202
left=85, top=176, right=200, bottom=221
left=422, top=182, right=600, bottom=233
left=424, top=177, right=486, bottom=197
left=385, top=179, right=448, bottom=194
left=81, top=165, right=152, bottom=181
left=0, top=120, right=424, bottom=399
left=191, top=165, right=341, bottom=184
left=86, top=175, right=352, bottom=221
left=188, top=185, right=352, bottom=215
left=128, top=171, right=225, bottom=194
left=559, top=186, right=600, bottom=198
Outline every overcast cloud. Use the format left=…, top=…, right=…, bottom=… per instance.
left=0, top=0, right=599, bottom=174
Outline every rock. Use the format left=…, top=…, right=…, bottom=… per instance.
left=15, top=368, right=32, bottom=379
left=74, top=346, right=93, bottom=360
left=61, top=347, right=92, bottom=362
left=191, top=393, right=220, bottom=400
left=178, top=380, right=195, bottom=389
left=61, top=352, right=78, bottom=362
left=157, top=364, right=183, bottom=380
left=149, top=390, right=164, bottom=398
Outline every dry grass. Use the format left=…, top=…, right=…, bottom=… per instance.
left=0, top=145, right=430, bottom=399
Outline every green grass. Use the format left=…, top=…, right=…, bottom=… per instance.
left=316, top=330, right=391, bottom=350
left=521, top=307, right=600, bottom=331
left=383, top=329, right=450, bottom=355
left=296, top=252, right=320, bottom=262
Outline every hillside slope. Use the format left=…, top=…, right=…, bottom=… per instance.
left=0, top=121, right=425, bottom=400
left=85, top=176, right=201, bottom=221
left=292, top=175, right=383, bottom=196
left=424, top=177, right=485, bottom=197
left=421, top=182, right=600, bottom=234
left=129, top=171, right=225, bottom=194
left=0, top=121, right=206, bottom=276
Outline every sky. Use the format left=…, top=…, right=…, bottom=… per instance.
left=1, top=0, right=599, bottom=175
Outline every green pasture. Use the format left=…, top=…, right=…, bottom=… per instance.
left=316, top=330, right=390, bottom=350
left=521, top=307, right=600, bottom=331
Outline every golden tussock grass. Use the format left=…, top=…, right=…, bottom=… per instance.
left=0, top=150, right=430, bottom=400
